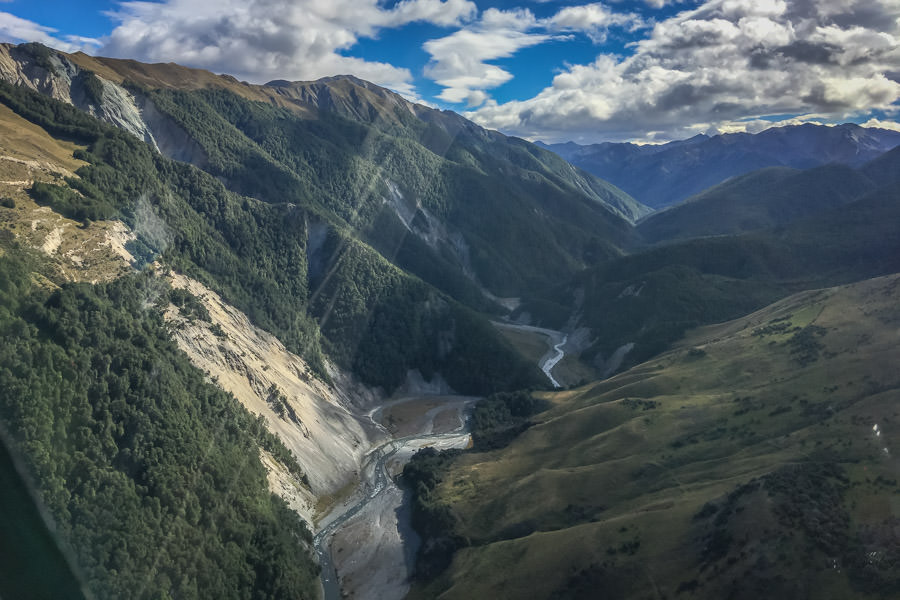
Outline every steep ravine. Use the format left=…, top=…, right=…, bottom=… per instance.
left=312, top=317, right=571, bottom=599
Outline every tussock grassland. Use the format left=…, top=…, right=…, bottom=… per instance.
left=0, top=103, right=133, bottom=282
left=412, top=274, right=900, bottom=600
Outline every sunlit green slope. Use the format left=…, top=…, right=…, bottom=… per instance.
left=411, top=273, right=900, bottom=600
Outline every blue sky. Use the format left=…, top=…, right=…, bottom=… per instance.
left=1, top=0, right=899, bottom=143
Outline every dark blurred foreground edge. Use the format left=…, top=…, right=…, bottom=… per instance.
left=0, top=429, right=88, bottom=600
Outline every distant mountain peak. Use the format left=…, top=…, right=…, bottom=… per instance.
left=543, top=123, right=900, bottom=208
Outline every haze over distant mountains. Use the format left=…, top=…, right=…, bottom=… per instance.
left=538, top=124, right=900, bottom=209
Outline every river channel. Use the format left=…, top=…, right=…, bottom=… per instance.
left=492, top=322, right=569, bottom=388
left=313, top=325, right=569, bottom=598
left=313, top=399, right=473, bottom=600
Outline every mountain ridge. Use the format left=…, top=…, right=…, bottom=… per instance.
left=1, top=42, right=650, bottom=226
left=539, top=123, right=900, bottom=209
left=636, top=163, right=878, bottom=243
left=0, top=43, right=649, bottom=305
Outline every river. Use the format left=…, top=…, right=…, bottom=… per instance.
left=492, top=322, right=569, bottom=388
left=313, top=326, right=568, bottom=598
left=313, top=400, right=473, bottom=600
left=541, top=334, right=568, bottom=388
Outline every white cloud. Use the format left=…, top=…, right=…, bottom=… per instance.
left=424, top=11, right=554, bottom=107
left=860, top=117, right=900, bottom=132
left=548, top=3, right=644, bottom=42
left=100, top=0, right=476, bottom=96
left=640, top=0, right=695, bottom=8
left=423, top=3, right=644, bottom=108
left=390, top=0, right=478, bottom=27
left=480, top=7, right=539, bottom=30
left=0, top=12, right=100, bottom=52
left=467, top=0, right=900, bottom=142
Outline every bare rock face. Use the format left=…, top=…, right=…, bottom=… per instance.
left=0, top=43, right=208, bottom=168
left=78, top=75, right=156, bottom=146
left=163, top=273, right=387, bottom=526
left=0, top=44, right=75, bottom=103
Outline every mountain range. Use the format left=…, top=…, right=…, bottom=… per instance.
left=538, top=123, right=900, bottom=209
left=0, top=40, right=898, bottom=600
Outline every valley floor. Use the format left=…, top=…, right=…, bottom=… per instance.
left=317, top=397, right=475, bottom=600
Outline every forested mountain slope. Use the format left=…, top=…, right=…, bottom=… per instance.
left=0, top=42, right=648, bottom=302
left=636, top=164, right=876, bottom=243
left=519, top=164, right=900, bottom=375
left=1, top=39, right=899, bottom=600
left=0, top=68, right=543, bottom=395
left=0, top=46, right=562, bottom=598
left=0, top=250, right=321, bottom=599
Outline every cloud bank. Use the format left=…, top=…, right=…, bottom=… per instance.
left=424, top=4, right=644, bottom=107
left=466, top=0, right=900, bottom=142
left=2, top=0, right=898, bottom=143
left=100, top=0, right=477, bottom=96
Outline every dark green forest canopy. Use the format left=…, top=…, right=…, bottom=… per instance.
left=143, top=86, right=636, bottom=298
left=0, top=78, right=542, bottom=394
left=0, top=249, right=319, bottom=599
left=520, top=179, right=900, bottom=371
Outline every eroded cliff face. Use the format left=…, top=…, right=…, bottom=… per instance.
left=0, top=43, right=208, bottom=167
left=0, top=44, right=74, bottom=104
left=163, top=272, right=386, bottom=526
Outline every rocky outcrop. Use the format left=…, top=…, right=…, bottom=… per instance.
left=0, top=43, right=74, bottom=103
left=79, top=75, right=156, bottom=145
left=0, top=43, right=208, bottom=168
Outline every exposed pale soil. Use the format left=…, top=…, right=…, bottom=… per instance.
left=163, top=272, right=386, bottom=525
left=0, top=104, right=135, bottom=283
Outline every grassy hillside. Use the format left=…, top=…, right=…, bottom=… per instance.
left=0, top=102, right=140, bottom=283
left=409, top=273, right=900, bottom=600
left=637, top=164, right=876, bottom=243
left=521, top=179, right=900, bottom=371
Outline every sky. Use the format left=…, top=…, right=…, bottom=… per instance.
left=1, top=0, right=899, bottom=143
